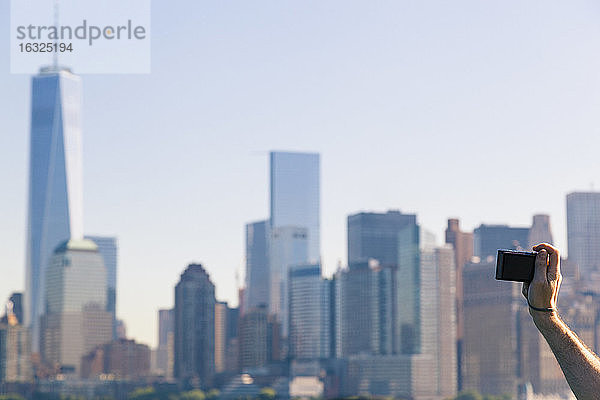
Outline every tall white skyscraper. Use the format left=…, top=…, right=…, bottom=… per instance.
left=268, top=151, right=320, bottom=336
left=41, top=239, right=111, bottom=376
left=25, top=67, right=83, bottom=352
left=419, top=245, right=457, bottom=398
left=567, top=192, right=600, bottom=277
left=288, top=264, right=330, bottom=361
left=270, top=151, right=320, bottom=263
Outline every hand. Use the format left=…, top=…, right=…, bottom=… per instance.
left=522, top=243, right=562, bottom=314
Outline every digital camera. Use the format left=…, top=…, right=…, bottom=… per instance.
left=495, top=249, right=537, bottom=282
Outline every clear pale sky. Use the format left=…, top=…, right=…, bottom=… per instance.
left=2, top=1, right=600, bottom=348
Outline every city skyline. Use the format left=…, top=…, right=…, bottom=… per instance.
left=2, top=0, right=600, bottom=348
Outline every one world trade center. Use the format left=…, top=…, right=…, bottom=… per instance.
left=25, top=66, right=83, bottom=352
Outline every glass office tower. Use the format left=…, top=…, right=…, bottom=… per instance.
left=269, top=226, right=308, bottom=336
left=270, top=151, right=320, bottom=263
left=85, top=236, right=118, bottom=339
left=25, top=67, right=84, bottom=352
left=346, top=210, right=420, bottom=354
left=567, top=192, right=600, bottom=278
left=269, top=151, right=320, bottom=338
left=347, top=210, right=417, bottom=267
left=42, top=239, right=111, bottom=376
left=245, top=220, right=270, bottom=310
left=473, top=224, right=529, bottom=260
left=288, top=263, right=330, bottom=360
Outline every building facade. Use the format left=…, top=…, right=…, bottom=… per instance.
left=347, top=210, right=417, bottom=267
left=25, top=67, right=84, bottom=352
left=473, top=224, right=530, bottom=260
left=269, top=151, right=320, bottom=263
left=0, top=322, right=32, bottom=383
left=335, top=262, right=393, bottom=357
left=567, top=192, right=600, bottom=277
left=41, top=239, right=112, bottom=376
left=445, top=218, right=473, bottom=390
left=528, top=214, right=553, bottom=249
left=345, top=210, right=421, bottom=355
left=269, top=226, right=308, bottom=337
left=156, top=308, right=174, bottom=377
left=462, top=260, right=521, bottom=397
left=238, top=306, right=268, bottom=370
left=268, top=151, right=320, bottom=343
left=174, top=264, right=215, bottom=388
left=81, top=338, right=150, bottom=380
left=288, top=264, right=330, bottom=361
left=215, top=302, right=238, bottom=374
left=245, top=221, right=270, bottom=310
left=396, top=223, right=421, bottom=355
left=85, top=236, right=118, bottom=340
left=215, top=302, right=227, bottom=374
left=420, top=245, right=457, bottom=398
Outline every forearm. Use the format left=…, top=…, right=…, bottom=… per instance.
left=533, top=311, right=600, bottom=399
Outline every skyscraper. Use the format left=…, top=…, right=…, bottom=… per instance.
left=420, top=245, right=457, bottom=398
left=528, top=214, right=553, bottom=249
left=156, top=308, right=174, bottom=377
left=445, top=218, right=473, bottom=390
left=462, top=260, right=521, bottom=397
left=25, top=67, right=84, bottom=352
left=269, top=226, right=308, bottom=336
left=0, top=323, right=32, bottom=383
left=335, top=261, right=393, bottom=357
left=268, top=151, right=320, bottom=342
left=85, top=236, right=118, bottom=339
left=213, top=303, right=240, bottom=374
left=288, top=264, right=330, bottom=361
left=347, top=210, right=417, bottom=267
left=346, top=210, right=420, bottom=354
left=270, top=151, right=320, bottom=263
left=0, top=298, right=32, bottom=383
left=238, top=305, right=269, bottom=370
left=238, top=305, right=281, bottom=370
left=245, top=220, right=270, bottom=310
left=567, top=192, right=600, bottom=277
left=396, top=222, right=421, bottom=354
left=41, top=239, right=112, bottom=376
left=473, top=224, right=530, bottom=260
left=174, top=264, right=215, bottom=389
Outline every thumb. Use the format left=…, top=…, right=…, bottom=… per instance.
left=533, top=249, right=548, bottom=282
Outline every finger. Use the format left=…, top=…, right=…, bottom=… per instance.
left=547, top=249, right=560, bottom=281
left=533, top=243, right=558, bottom=255
left=533, top=249, right=548, bottom=282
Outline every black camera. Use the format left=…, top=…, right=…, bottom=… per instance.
left=495, top=249, right=537, bottom=282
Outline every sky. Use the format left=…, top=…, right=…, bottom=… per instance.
left=2, top=0, right=600, bottom=348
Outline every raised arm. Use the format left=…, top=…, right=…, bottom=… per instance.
left=523, top=243, right=600, bottom=399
